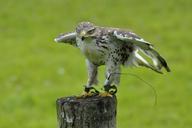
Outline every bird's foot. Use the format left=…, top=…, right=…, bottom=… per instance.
left=99, top=85, right=117, bottom=97
left=77, top=86, right=99, bottom=98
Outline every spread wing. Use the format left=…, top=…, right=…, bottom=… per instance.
left=54, top=32, right=77, bottom=46
left=113, top=29, right=152, bottom=48
left=112, top=29, right=170, bottom=73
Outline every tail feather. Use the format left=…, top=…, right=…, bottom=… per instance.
left=157, top=55, right=171, bottom=72
left=140, top=48, right=171, bottom=72
left=133, top=53, right=163, bottom=74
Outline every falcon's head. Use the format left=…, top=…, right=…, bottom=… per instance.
left=76, top=22, right=97, bottom=40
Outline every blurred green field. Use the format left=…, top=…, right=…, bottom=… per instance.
left=0, top=0, right=192, bottom=127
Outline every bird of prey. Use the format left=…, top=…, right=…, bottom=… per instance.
left=54, top=21, right=170, bottom=97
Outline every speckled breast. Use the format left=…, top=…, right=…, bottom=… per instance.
left=77, top=37, right=107, bottom=65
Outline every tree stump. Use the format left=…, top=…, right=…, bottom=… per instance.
left=56, top=95, right=117, bottom=128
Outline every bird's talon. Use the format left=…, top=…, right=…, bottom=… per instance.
left=109, top=85, right=117, bottom=95
left=104, top=85, right=117, bottom=95
left=77, top=86, right=99, bottom=98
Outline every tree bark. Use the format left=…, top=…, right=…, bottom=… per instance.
left=56, top=95, right=117, bottom=128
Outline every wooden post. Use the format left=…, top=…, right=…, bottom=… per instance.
left=56, top=96, right=117, bottom=128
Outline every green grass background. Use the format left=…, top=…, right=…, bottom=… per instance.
left=0, top=0, right=191, bottom=127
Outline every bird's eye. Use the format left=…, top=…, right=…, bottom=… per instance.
left=87, top=28, right=95, bottom=34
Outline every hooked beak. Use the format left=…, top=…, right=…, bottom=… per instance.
left=80, top=30, right=86, bottom=38
left=80, top=30, right=87, bottom=40
left=80, top=30, right=86, bottom=37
